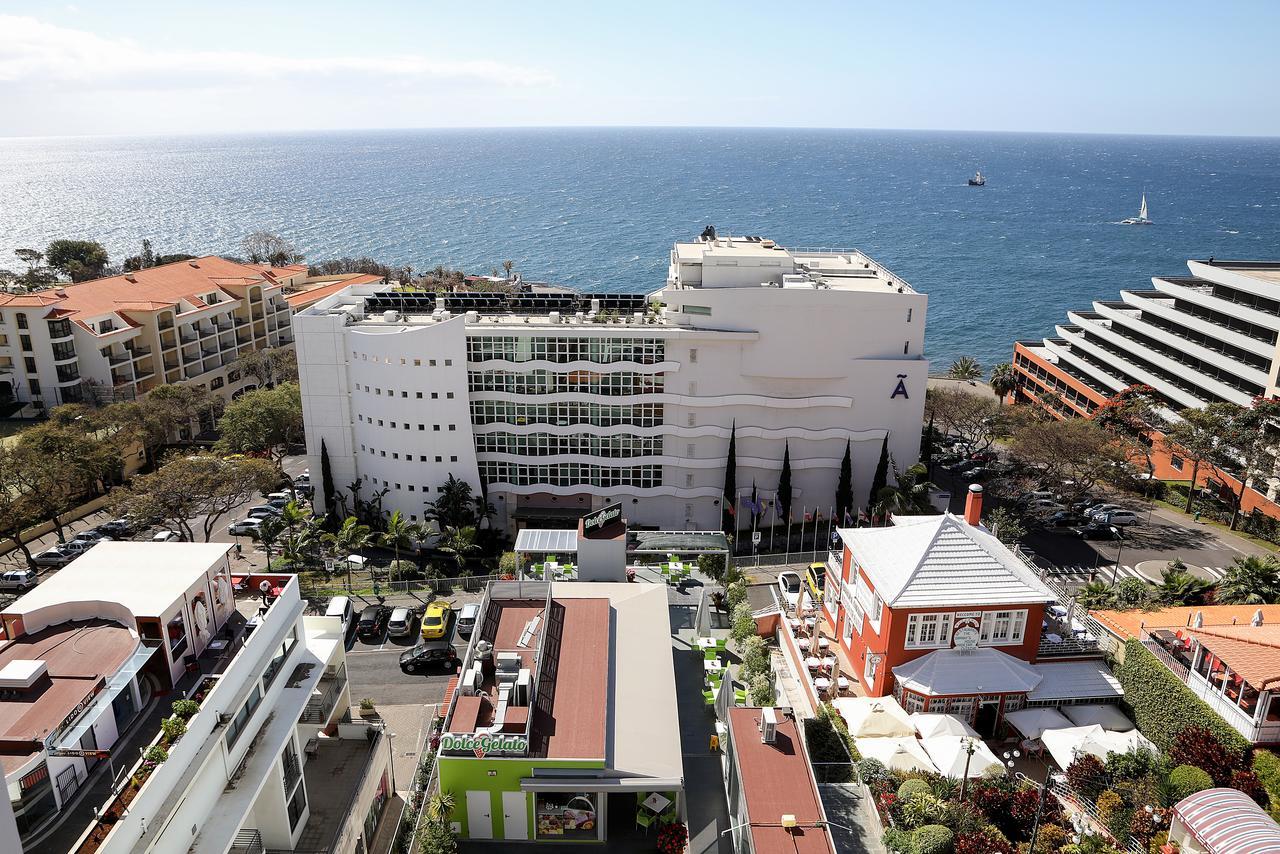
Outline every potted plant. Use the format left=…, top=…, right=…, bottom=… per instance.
left=358, top=697, right=378, bottom=719
left=657, top=821, right=688, bottom=853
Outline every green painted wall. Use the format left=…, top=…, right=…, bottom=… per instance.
left=438, top=755, right=605, bottom=840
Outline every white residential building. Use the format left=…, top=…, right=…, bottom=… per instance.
left=294, top=233, right=929, bottom=532
left=0, top=257, right=308, bottom=419
left=0, top=544, right=386, bottom=854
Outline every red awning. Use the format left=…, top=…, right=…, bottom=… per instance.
left=1175, top=787, right=1280, bottom=853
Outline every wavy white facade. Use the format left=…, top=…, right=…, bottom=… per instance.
left=295, top=235, right=929, bottom=531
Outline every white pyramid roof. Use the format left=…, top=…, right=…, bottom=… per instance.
left=836, top=513, right=1054, bottom=608
left=893, top=647, right=1043, bottom=696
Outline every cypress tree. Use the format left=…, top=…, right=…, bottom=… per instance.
left=835, top=439, right=853, bottom=523
left=777, top=441, right=793, bottom=524
left=722, top=421, right=737, bottom=534
left=922, top=414, right=935, bottom=472
left=869, top=435, right=890, bottom=520
left=320, top=438, right=337, bottom=516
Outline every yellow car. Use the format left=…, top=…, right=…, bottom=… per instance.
left=806, top=563, right=827, bottom=602
left=421, top=602, right=453, bottom=640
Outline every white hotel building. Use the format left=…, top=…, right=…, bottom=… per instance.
left=295, top=234, right=929, bottom=532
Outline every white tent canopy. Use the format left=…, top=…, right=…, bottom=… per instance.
left=1062, top=704, right=1135, bottom=732
left=921, top=735, right=1005, bottom=779
left=1004, top=707, right=1073, bottom=740
left=855, top=737, right=938, bottom=774
left=1040, top=725, right=1158, bottom=769
left=834, top=696, right=915, bottom=738
left=912, top=712, right=979, bottom=739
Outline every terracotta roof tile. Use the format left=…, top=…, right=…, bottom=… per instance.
left=1090, top=605, right=1280, bottom=641
left=1189, top=624, right=1280, bottom=688
left=284, top=274, right=382, bottom=308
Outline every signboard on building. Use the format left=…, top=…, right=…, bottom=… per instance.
left=440, top=732, right=529, bottom=758
left=953, top=612, right=982, bottom=650
left=581, top=503, right=623, bottom=538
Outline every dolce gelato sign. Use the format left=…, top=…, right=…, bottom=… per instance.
left=441, top=732, right=529, bottom=758
left=581, top=502, right=623, bottom=537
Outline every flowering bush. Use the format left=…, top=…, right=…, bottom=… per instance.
left=1067, top=754, right=1109, bottom=800
left=954, top=828, right=1014, bottom=854
left=1171, top=725, right=1242, bottom=786
left=656, top=821, right=687, bottom=854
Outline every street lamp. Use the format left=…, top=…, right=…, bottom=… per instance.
left=1109, top=526, right=1125, bottom=586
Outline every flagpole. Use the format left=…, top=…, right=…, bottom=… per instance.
left=799, top=506, right=807, bottom=566
left=784, top=502, right=791, bottom=565
left=769, top=498, right=775, bottom=554
left=826, top=505, right=834, bottom=562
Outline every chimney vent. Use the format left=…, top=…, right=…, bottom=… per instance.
left=188, top=260, right=199, bottom=268
left=964, top=483, right=983, bottom=526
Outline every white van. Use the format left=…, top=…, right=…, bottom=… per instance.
left=327, top=596, right=355, bottom=636
left=456, top=603, right=480, bottom=637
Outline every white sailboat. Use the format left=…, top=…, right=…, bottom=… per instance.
left=1121, top=193, right=1152, bottom=225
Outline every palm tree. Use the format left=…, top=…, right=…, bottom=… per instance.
left=989, top=362, right=1017, bottom=401
left=278, top=500, right=310, bottom=535
left=425, top=474, right=476, bottom=529
left=257, top=515, right=285, bottom=567
left=947, top=356, right=983, bottom=381
left=473, top=493, right=496, bottom=528
left=439, top=525, right=480, bottom=574
left=874, top=461, right=937, bottom=517
left=280, top=527, right=319, bottom=571
left=1157, top=559, right=1213, bottom=605
left=381, top=510, right=423, bottom=583
left=1075, top=580, right=1114, bottom=610
left=323, top=516, right=375, bottom=590
left=1215, top=555, right=1280, bottom=605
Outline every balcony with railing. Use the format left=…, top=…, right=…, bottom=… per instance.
left=301, top=662, right=347, bottom=725
left=129, top=345, right=152, bottom=358
left=107, top=350, right=130, bottom=366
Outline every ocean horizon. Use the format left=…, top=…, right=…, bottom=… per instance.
left=2, top=126, right=1277, bottom=369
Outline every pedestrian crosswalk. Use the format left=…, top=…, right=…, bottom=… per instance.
left=1046, top=564, right=1228, bottom=584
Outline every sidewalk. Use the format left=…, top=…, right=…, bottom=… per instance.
left=1145, top=501, right=1274, bottom=559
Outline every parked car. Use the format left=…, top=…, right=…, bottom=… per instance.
left=293, top=482, right=314, bottom=498
left=1083, top=503, right=1123, bottom=518
left=266, top=497, right=292, bottom=510
left=1044, top=511, right=1085, bottom=528
left=776, top=571, right=803, bottom=610
left=399, top=638, right=458, bottom=674
left=246, top=506, right=282, bottom=520
left=327, top=596, right=355, bottom=639
left=61, top=540, right=98, bottom=555
left=1026, top=499, right=1066, bottom=515
left=1093, top=509, right=1140, bottom=527
left=71, top=529, right=108, bottom=543
left=456, top=603, right=480, bottom=637
left=152, top=530, right=181, bottom=542
left=32, top=547, right=74, bottom=567
left=1072, top=523, right=1121, bottom=540
left=265, top=491, right=294, bottom=503
left=97, top=519, right=133, bottom=537
left=387, top=607, right=415, bottom=638
left=421, top=602, right=453, bottom=640
left=1018, top=490, right=1058, bottom=505
left=945, top=458, right=983, bottom=474
left=0, top=569, right=38, bottom=591
left=357, top=604, right=392, bottom=641
left=228, top=518, right=263, bottom=536
left=805, top=563, right=826, bottom=603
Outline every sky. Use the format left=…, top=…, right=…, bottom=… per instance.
left=1, top=1, right=1278, bottom=138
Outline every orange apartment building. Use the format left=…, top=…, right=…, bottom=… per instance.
left=1009, top=258, right=1280, bottom=520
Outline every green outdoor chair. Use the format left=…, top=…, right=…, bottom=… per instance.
left=702, top=688, right=715, bottom=706
left=734, top=689, right=748, bottom=705
left=636, top=809, right=656, bottom=833
left=703, top=647, right=719, bottom=662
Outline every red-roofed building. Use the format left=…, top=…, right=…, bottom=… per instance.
left=724, top=707, right=837, bottom=854
left=0, top=256, right=307, bottom=415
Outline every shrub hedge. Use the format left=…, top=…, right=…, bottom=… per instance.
left=1168, top=765, right=1214, bottom=802
left=913, top=824, right=955, bottom=854
left=1114, top=639, right=1251, bottom=757
left=1253, top=749, right=1280, bottom=821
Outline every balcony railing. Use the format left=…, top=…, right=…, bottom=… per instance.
left=230, top=830, right=265, bottom=854
left=130, top=345, right=152, bottom=357
left=1142, top=638, right=1190, bottom=681
left=108, top=351, right=130, bottom=365
left=301, top=662, right=347, bottom=724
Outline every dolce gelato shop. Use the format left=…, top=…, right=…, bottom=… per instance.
left=435, top=580, right=683, bottom=843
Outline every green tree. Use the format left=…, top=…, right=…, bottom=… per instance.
left=988, top=362, right=1017, bottom=400
left=424, top=474, right=477, bottom=529
left=1215, top=554, right=1280, bottom=605
left=1157, top=560, right=1213, bottom=606
left=1095, top=385, right=1167, bottom=478
left=777, top=441, right=793, bottom=525
left=381, top=510, right=423, bottom=582
left=46, top=238, right=109, bottom=282
left=947, top=356, right=983, bottom=381
left=1211, top=398, right=1280, bottom=530
left=984, top=507, right=1027, bottom=544
left=214, top=382, right=303, bottom=470
left=1165, top=405, right=1228, bottom=516
left=112, top=453, right=279, bottom=542
left=723, top=421, right=737, bottom=533
left=11, top=420, right=122, bottom=542
left=257, top=515, right=286, bottom=565
left=835, top=439, right=854, bottom=524
left=875, top=460, right=936, bottom=517
left=439, top=525, right=480, bottom=573
left=0, top=446, right=46, bottom=569
left=320, top=439, right=337, bottom=517
left=868, top=435, right=889, bottom=522
left=1075, top=580, right=1114, bottom=610
left=1010, top=416, right=1127, bottom=502
left=323, top=516, right=375, bottom=588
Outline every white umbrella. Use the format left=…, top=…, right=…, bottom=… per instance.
left=834, top=696, right=915, bottom=738
left=855, top=737, right=938, bottom=774
left=1062, top=704, right=1135, bottom=732
left=1040, top=725, right=1155, bottom=769
left=346, top=554, right=367, bottom=567
left=921, top=735, right=1005, bottom=779
left=912, top=712, right=979, bottom=739
left=1005, top=707, right=1073, bottom=740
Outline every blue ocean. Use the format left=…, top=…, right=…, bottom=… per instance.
left=1, top=128, right=1278, bottom=369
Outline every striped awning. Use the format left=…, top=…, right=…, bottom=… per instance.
left=1175, top=787, right=1280, bottom=853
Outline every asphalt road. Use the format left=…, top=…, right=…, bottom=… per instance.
left=344, top=614, right=471, bottom=705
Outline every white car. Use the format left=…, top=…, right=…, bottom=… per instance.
left=776, top=571, right=803, bottom=610
left=228, top=518, right=263, bottom=536
left=152, top=530, right=181, bottom=542
left=32, top=547, right=74, bottom=567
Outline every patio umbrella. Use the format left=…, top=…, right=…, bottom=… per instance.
left=1040, top=725, right=1155, bottom=769
left=834, top=697, right=915, bottom=738
left=921, top=735, right=1004, bottom=779
left=854, top=737, right=937, bottom=774
left=1062, top=704, right=1136, bottom=732
left=695, top=589, right=712, bottom=637
left=912, top=712, right=979, bottom=739
left=1004, top=707, right=1072, bottom=740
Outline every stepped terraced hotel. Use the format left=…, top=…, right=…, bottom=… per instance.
left=294, top=234, right=929, bottom=532
left=1010, top=258, right=1280, bottom=517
